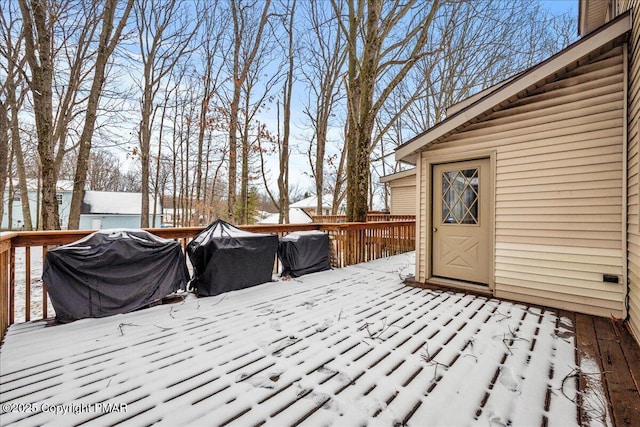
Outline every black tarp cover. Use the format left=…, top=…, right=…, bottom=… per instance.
left=43, top=229, right=188, bottom=322
left=278, top=231, right=331, bottom=277
left=187, top=220, right=278, bottom=297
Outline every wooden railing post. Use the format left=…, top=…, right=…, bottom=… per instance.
left=0, top=242, right=8, bottom=342
left=9, top=246, right=15, bottom=325
left=0, top=233, right=16, bottom=343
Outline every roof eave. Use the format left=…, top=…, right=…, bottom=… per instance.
left=379, top=168, right=417, bottom=183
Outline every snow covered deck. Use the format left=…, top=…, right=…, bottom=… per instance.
left=0, top=252, right=623, bottom=426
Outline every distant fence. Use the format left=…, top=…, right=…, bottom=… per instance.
left=0, top=221, right=415, bottom=342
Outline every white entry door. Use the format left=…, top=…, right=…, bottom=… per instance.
left=432, top=159, right=490, bottom=285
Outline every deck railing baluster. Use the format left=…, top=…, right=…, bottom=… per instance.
left=25, top=246, right=30, bottom=321
left=42, top=246, right=48, bottom=319
left=9, top=246, right=15, bottom=325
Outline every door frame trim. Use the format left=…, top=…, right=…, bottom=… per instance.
left=424, top=150, right=497, bottom=292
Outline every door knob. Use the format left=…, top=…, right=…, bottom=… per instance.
left=433, top=227, right=437, bottom=232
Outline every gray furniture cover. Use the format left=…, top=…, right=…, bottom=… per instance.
left=187, top=220, right=278, bottom=297
left=43, top=229, right=188, bottom=322
left=278, top=231, right=331, bottom=277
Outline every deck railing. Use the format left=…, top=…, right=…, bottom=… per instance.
left=0, top=221, right=415, bottom=342
left=311, top=214, right=415, bottom=223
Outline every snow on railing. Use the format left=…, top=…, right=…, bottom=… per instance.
left=0, top=221, right=416, bottom=342
left=312, top=214, right=415, bottom=223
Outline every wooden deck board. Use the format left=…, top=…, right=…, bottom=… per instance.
left=0, top=253, right=638, bottom=426
left=613, top=322, right=640, bottom=394
left=593, top=317, right=640, bottom=427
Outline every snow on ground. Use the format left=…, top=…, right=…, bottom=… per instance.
left=11, top=247, right=54, bottom=322
left=1, top=252, right=601, bottom=426
left=577, top=354, right=612, bottom=426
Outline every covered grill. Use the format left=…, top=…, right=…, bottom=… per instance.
left=43, top=229, right=188, bottom=322
left=278, top=231, right=331, bottom=277
left=187, top=220, right=278, bottom=296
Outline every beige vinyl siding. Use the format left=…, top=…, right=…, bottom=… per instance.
left=621, top=0, right=640, bottom=342
left=389, top=175, right=416, bottom=215
left=418, top=45, right=626, bottom=317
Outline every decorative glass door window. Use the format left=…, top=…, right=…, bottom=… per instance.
left=441, top=168, right=479, bottom=224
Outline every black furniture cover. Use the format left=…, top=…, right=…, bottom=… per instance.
left=187, top=220, right=278, bottom=296
left=278, top=231, right=331, bottom=277
left=43, top=229, right=188, bottom=322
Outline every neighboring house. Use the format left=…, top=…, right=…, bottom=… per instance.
left=79, top=191, right=163, bottom=229
left=392, top=1, right=640, bottom=343
left=379, top=169, right=417, bottom=216
left=258, top=208, right=313, bottom=224
left=1, top=180, right=73, bottom=230
left=290, top=194, right=346, bottom=216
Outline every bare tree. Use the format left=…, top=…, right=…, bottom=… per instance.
left=17, top=0, right=60, bottom=229
left=121, top=168, right=142, bottom=192
left=258, top=0, right=296, bottom=223
left=17, top=0, right=134, bottom=229
left=0, top=98, right=8, bottom=224
left=1, top=3, right=33, bottom=229
left=194, top=1, right=228, bottom=212
left=391, top=0, right=576, bottom=136
left=67, top=0, right=134, bottom=229
left=276, top=0, right=296, bottom=224
left=332, top=0, right=447, bottom=221
left=87, top=150, right=125, bottom=191
left=236, top=62, right=282, bottom=224
left=301, top=0, right=347, bottom=215
left=372, top=1, right=578, bottom=206
left=133, top=0, right=198, bottom=227
left=226, top=0, right=272, bottom=223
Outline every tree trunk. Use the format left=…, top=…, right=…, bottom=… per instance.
left=227, top=4, right=242, bottom=223
left=240, top=101, right=250, bottom=224
left=278, top=0, right=295, bottom=224
left=139, top=82, right=153, bottom=227
left=227, top=99, right=238, bottom=223
left=6, top=80, right=33, bottom=230
left=227, top=0, right=271, bottom=224
left=0, top=100, right=8, bottom=225
left=18, top=0, right=60, bottom=230
left=335, top=0, right=442, bottom=222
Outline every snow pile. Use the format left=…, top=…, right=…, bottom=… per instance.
left=259, top=208, right=313, bottom=224
left=81, top=191, right=162, bottom=215
left=577, top=355, right=612, bottom=426
left=1, top=252, right=594, bottom=426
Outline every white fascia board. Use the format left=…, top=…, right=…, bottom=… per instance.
left=379, top=168, right=417, bottom=183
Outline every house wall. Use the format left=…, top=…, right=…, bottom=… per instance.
left=2, top=190, right=72, bottom=230
left=79, top=215, right=163, bottom=230
left=621, top=0, right=640, bottom=341
left=389, top=175, right=416, bottom=215
left=417, top=45, right=627, bottom=317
